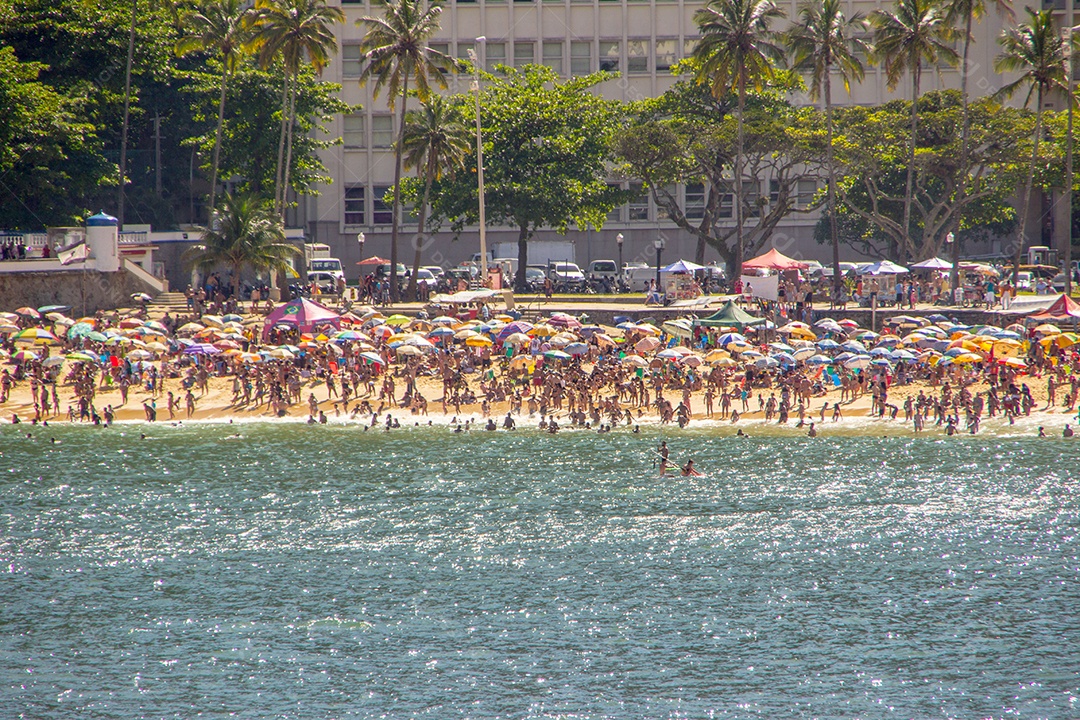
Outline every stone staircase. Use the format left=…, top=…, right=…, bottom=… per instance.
left=147, top=291, right=189, bottom=315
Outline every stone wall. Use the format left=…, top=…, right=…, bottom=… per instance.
left=0, top=268, right=162, bottom=314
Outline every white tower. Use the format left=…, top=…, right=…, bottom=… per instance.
left=85, top=211, right=119, bottom=272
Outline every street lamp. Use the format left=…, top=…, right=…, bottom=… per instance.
left=357, top=232, right=365, bottom=262
left=616, top=233, right=624, bottom=292
left=468, top=37, right=488, bottom=288
left=654, top=236, right=666, bottom=293
left=945, top=231, right=959, bottom=305
left=1065, top=23, right=1076, bottom=296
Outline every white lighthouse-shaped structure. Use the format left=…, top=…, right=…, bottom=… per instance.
left=85, top=211, right=120, bottom=272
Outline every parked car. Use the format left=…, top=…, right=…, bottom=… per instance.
left=414, top=267, right=439, bottom=290
left=524, top=266, right=547, bottom=291
left=547, top=261, right=586, bottom=290
left=1015, top=271, right=1033, bottom=292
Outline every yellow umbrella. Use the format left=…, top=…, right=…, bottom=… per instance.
left=1055, top=332, right=1080, bottom=348
left=454, top=328, right=479, bottom=340
left=529, top=324, right=557, bottom=337
left=952, top=352, right=984, bottom=364
left=385, top=314, right=411, bottom=326
left=712, top=356, right=737, bottom=367
left=504, top=332, right=531, bottom=345
left=1003, top=357, right=1028, bottom=369
left=466, top=335, right=493, bottom=347
left=1034, top=323, right=1061, bottom=335
left=705, top=349, right=731, bottom=363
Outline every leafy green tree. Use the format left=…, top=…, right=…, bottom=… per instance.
left=613, top=79, right=827, bottom=277
left=357, top=0, right=452, bottom=301
left=830, top=91, right=1029, bottom=261
left=691, top=0, right=785, bottom=276
left=0, top=46, right=111, bottom=228
left=994, top=8, right=1068, bottom=282
left=422, top=65, right=627, bottom=291
left=184, top=58, right=350, bottom=201
left=250, top=0, right=344, bottom=217
left=785, top=0, right=867, bottom=298
left=400, top=95, right=470, bottom=301
left=175, top=0, right=254, bottom=220
left=184, top=191, right=299, bottom=297
left=869, top=0, right=958, bottom=262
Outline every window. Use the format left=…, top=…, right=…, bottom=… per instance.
left=341, top=0, right=362, bottom=4
left=486, top=42, right=506, bottom=72
left=341, top=44, right=362, bottom=77
left=599, top=41, right=619, bottom=72
left=344, top=186, right=365, bottom=225
left=514, top=42, right=534, bottom=67
left=373, top=186, right=394, bottom=224
left=655, top=39, right=676, bottom=72
left=628, top=182, right=649, bottom=221
left=797, top=179, right=817, bottom=208
left=457, top=41, right=474, bottom=64
left=656, top=184, right=676, bottom=219
left=607, top=183, right=622, bottom=222
left=570, top=41, right=591, bottom=75
left=542, top=41, right=563, bottom=74
left=343, top=114, right=365, bottom=148
left=683, top=38, right=698, bottom=59
left=429, top=42, right=450, bottom=59
left=718, top=182, right=733, bottom=219
left=769, top=179, right=780, bottom=205
left=744, top=180, right=762, bottom=218
left=371, top=115, right=394, bottom=148
left=685, top=183, right=705, bottom=220
left=627, top=39, right=648, bottom=74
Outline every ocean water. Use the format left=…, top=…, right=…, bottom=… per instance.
left=1, top=422, right=1078, bottom=719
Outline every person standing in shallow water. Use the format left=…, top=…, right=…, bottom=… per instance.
left=658, top=440, right=670, bottom=476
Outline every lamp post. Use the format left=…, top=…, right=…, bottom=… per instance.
left=468, top=38, right=488, bottom=288
left=945, top=231, right=959, bottom=305
left=1065, top=23, right=1075, bottom=296
left=616, top=233, right=624, bottom=292
left=654, top=236, right=666, bottom=294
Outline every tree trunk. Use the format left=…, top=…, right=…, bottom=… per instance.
left=901, top=62, right=921, bottom=264
left=234, top=260, right=243, bottom=301
left=408, top=155, right=435, bottom=302
left=734, top=82, right=746, bottom=277
left=950, top=10, right=975, bottom=293
left=274, top=71, right=291, bottom=216
left=209, top=66, right=229, bottom=219
left=516, top=223, right=530, bottom=292
left=281, top=77, right=298, bottom=221
left=1013, top=89, right=1044, bottom=284
left=825, top=64, right=842, bottom=297
left=117, top=0, right=138, bottom=226
left=389, top=75, right=409, bottom=304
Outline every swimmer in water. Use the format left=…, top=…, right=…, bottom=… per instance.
left=680, top=459, right=702, bottom=476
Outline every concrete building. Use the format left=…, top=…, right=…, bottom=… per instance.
left=295, top=0, right=1059, bottom=278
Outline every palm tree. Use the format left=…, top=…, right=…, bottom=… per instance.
left=869, top=0, right=957, bottom=263
left=692, top=0, right=785, bottom=278
left=785, top=0, right=867, bottom=301
left=184, top=192, right=299, bottom=299
left=944, top=0, right=1013, bottom=290
left=401, top=95, right=471, bottom=301
left=995, top=8, right=1068, bottom=284
left=176, top=0, right=254, bottom=221
left=250, top=0, right=344, bottom=218
left=357, top=0, right=452, bottom=302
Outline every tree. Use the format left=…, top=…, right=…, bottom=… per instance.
left=613, top=79, right=827, bottom=277
left=175, top=0, right=254, bottom=221
left=785, top=0, right=867, bottom=299
left=421, top=65, right=627, bottom=290
left=184, top=191, right=299, bottom=298
left=869, top=0, right=958, bottom=262
left=691, top=0, right=785, bottom=277
left=400, top=95, right=470, bottom=301
left=183, top=58, right=350, bottom=202
left=994, top=8, right=1068, bottom=283
left=357, top=0, right=452, bottom=302
left=830, top=92, right=1029, bottom=261
left=249, top=0, right=344, bottom=217
left=943, top=0, right=1013, bottom=291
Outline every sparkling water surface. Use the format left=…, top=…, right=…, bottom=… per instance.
left=2, top=423, right=1078, bottom=719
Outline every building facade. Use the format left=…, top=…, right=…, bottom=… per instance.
left=297, top=0, right=1050, bottom=278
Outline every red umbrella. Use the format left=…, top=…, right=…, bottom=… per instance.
left=357, top=256, right=389, bottom=266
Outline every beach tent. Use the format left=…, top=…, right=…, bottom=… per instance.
left=694, top=300, right=767, bottom=329
left=742, top=248, right=809, bottom=270
left=1026, top=293, right=1080, bottom=323
left=859, top=260, right=909, bottom=275
left=910, top=257, right=953, bottom=270
left=262, top=298, right=341, bottom=340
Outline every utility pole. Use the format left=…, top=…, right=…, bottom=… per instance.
left=154, top=111, right=163, bottom=197
left=117, top=0, right=138, bottom=226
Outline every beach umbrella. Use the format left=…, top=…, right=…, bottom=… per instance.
left=793, top=346, right=816, bottom=361
left=200, top=314, right=224, bottom=328
left=214, top=339, right=241, bottom=350
left=427, top=326, right=455, bottom=339
left=503, top=332, right=530, bottom=345
left=268, top=347, right=295, bottom=359
left=396, top=344, right=422, bottom=356
left=406, top=336, right=435, bottom=350
left=854, top=330, right=879, bottom=342
left=713, top=356, right=738, bottom=367
left=42, top=356, right=66, bottom=368
left=661, top=259, right=706, bottom=273
left=871, top=358, right=893, bottom=367
left=771, top=351, right=796, bottom=365
left=841, top=340, right=867, bottom=353
left=0, top=323, right=20, bottom=334
left=754, top=356, right=779, bottom=369
left=716, top=332, right=747, bottom=347
left=844, top=356, right=870, bottom=370
left=0, top=312, right=18, bottom=324
left=238, top=352, right=263, bottom=363
left=359, top=351, right=385, bottom=366
left=549, top=333, right=575, bottom=347
left=869, top=347, right=893, bottom=357
left=385, top=314, right=411, bottom=326
left=594, top=333, right=617, bottom=348
left=769, top=342, right=795, bottom=353
left=127, top=349, right=154, bottom=361
left=529, top=324, right=557, bottom=337
left=740, top=349, right=764, bottom=359
left=544, top=349, right=572, bottom=360
left=335, top=330, right=365, bottom=341
left=15, top=327, right=60, bottom=345
left=1034, top=323, right=1062, bottom=335
left=662, top=318, right=695, bottom=339
left=184, top=343, right=221, bottom=355
left=704, top=349, right=730, bottom=363
left=1002, top=357, right=1028, bottom=369
left=953, top=353, right=984, bottom=364
left=466, top=335, right=493, bottom=348
left=565, top=342, right=589, bottom=356
left=45, top=312, right=70, bottom=323
left=622, top=354, right=649, bottom=367
left=178, top=322, right=205, bottom=334
left=656, top=348, right=683, bottom=361
left=431, top=315, right=457, bottom=325
left=548, top=314, right=583, bottom=330
left=635, top=336, right=661, bottom=353
left=816, top=339, right=840, bottom=350
left=455, top=328, right=479, bottom=340
left=145, top=341, right=169, bottom=353
left=15, top=307, right=41, bottom=319
left=890, top=349, right=918, bottom=361
left=12, top=349, right=39, bottom=362
left=222, top=314, right=243, bottom=323
left=806, top=354, right=832, bottom=366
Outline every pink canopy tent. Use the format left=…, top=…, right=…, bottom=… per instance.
left=742, top=248, right=809, bottom=271
left=262, top=298, right=341, bottom=340
left=1027, top=293, right=1080, bottom=323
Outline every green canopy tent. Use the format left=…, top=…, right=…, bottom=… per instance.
left=693, top=300, right=767, bottom=329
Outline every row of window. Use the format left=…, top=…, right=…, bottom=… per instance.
left=342, top=181, right=817, bottom=227
left=341, top=38, right=694, bottom=80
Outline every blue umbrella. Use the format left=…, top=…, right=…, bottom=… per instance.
left=816, top=339, right=841, bottom=350
left=806, top=354, right=833, bottom=366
